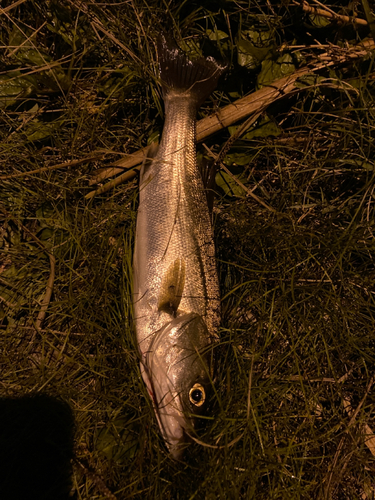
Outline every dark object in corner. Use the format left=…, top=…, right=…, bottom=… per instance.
left=0, top=394, right=75, bottom=500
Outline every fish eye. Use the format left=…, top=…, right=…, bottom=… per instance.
left=189, top=383, right=205, bottom=407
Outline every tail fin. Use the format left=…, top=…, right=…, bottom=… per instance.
left=157, top=34, right=226, bottom=108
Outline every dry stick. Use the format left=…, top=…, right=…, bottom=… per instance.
left=0, top=0, right=28, bottom=14
left=299, top=0, right=368, bottom=26
left=86, top=149, right=148, bottom=198
left=0, top=155, right=104, bottom=180
left=86, top=69, right=308, bottom=199
left=361, top=0, right=375, bottom=40
left=342, top=395, right=375, bottom=458
left=323, top=376, right=375, bottom=498
left=309, top=0, right=338, bottom=17
left=86, top=38, right=375, bottom=199
left=88, top=69, right=308, bottom=188
left=35, top=253, right=55, bottom=331
left=0, top=325, right=85, bottom=336
left=261, top=366, right=357, bottom=384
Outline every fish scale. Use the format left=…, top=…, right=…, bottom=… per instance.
left=134, top=94, right=220, bottom=352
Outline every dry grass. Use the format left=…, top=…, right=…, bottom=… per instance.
left=1, top=1, right=375, bottom=499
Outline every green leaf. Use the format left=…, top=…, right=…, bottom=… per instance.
left=36, top=202, right=57, bottom=226
left=24, top=119, right=57, bottom=142
left=96, top=416, right=139, bottom=464
left=223, top=152, right=254, bottom=166
left=207, top=28, right=231, bottom=53
left=207, top=29, right=229, bottom=41
left=147, top=130, right=160, bottom=145
left=229, top=117, right=281, bottom=140
left=309, top=14, right=331, bottom=28
left=39, top=228, right=54, bottom=241
left=0, top=73, right=38, bottom=109
left=257, top=53, right=295, bottom=88
left=8, top=24, right=36, bottom=49
left=216, top=170, right=247, bottom=197
left=8, top=25, right=69, bottom=93
left=100, top=69, right=137, bottom=100
left=237, top=29, right=274, bottom=69
left=179, top=38, right=202, bottom=58
left=295, top=74, right=327, bottom=89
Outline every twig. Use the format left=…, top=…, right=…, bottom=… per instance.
left=299, top=0, right=368, bottom=26
left=323, top=376, right=375, bottom=497
left=86, top=38, right=375, bottom=198
left=342, top=395, right=375, bottom=458
left=361, top=0, right=375, bottom=40
left=261, top=366, right=356, bottom=384
left=85, top=150, right=148, bottom=199
left=0, top=154, right=104, bottom=180
left=0, top=0, right=28, bottom=14
left=0, top=325, right=84, bottom=336
left=35, top=253, right=56, bottom=331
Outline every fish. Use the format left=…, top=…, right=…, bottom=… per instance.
left=133, top=35, right=225, bottom=459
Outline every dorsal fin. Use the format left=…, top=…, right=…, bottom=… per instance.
left=158, top=259, right=186, bottom=315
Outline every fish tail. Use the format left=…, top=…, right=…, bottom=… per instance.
left=157, top=34, right=226, bottom=108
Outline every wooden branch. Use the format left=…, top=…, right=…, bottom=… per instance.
left=0, top=0, right=28, bottom=15
left=86, top=38, right=375, bottom=199
left=300, top=0, right=368, bottom=26
left=0, top=155, right=104, bottom=180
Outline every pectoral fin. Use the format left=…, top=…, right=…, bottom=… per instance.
left=158, top=259, right=186, bottom=315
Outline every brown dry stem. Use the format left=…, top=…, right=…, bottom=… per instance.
left=86, top=39, right=375, bottom=199
left=35, top=252, right=56, bottom=331
left=299, top=0, right=368, bottom=26
left=322, top=376, right=375, bottom=498
left=0, top=155, right=104, bottom=180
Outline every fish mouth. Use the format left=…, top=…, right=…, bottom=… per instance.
left=141, top=360, right=189, bottom=459
left=153, top=388, right=190, bottom=459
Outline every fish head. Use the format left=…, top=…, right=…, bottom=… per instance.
left=144, top=312, right=212, bottom=459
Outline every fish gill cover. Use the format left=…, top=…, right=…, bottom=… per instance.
left=1, top=0, right=375, bottom=499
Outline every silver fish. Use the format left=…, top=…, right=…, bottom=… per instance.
left=133, top=36, right=225, bottom=459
